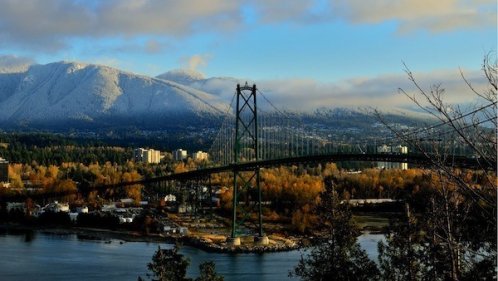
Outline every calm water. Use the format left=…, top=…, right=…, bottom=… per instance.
left=0, top=230, right=384, bottom=280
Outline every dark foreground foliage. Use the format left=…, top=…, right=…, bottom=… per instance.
left=139, top=244, right=223, bottom=281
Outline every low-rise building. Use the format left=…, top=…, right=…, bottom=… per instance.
left=76, top=206, right=89, bottom=214
left=164, top=194, right=176, bottom=202
left=7, top=202, right=25, bottom=213
left=345, top=198, right=398, bottom=206
left=118, top=216, right=134, bottom=223
left=69, top=212, right=79, bottom=222
left=43, top=201, right=70, bottom=213
left=101, top=204, right=116, bottom=212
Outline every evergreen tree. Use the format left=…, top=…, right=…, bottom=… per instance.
left=195, top=261, right=224, bottom=281
left=378, top=203, right=425, bottom=281
left=144, top=245, right=191, bottom=281
left=291, top=178, right=379, bottom=281
left=140, top=245, right=223, bottom=281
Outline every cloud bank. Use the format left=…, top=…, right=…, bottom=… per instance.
left=182, top=54, right=211, bottom=72
left=0, top=0, right=494, bottom=51
left=189, top=67, right=491, bottom=112
left=330, top=0, right=497, bottom=34
left=0, top=54, right=34, bottom=73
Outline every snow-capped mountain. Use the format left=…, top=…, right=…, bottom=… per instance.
left=0, top=60, right=432, bottom=132
left=0, top=61, right=227, bottom=129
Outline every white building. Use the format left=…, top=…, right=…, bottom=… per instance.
left=173, top=149, right=188, bottom=161
left=192, top=151, right=208, bottom=161
left=377, top=145, right=408, bottom=170
left=164, top=194, right=176, bottom=202
left=134, top=148, right=161, bottom=164
left=69, top=212, right=79, bottom=222
left=76, top=206, right=89, bottom=214
left=377, top=145, right=408, bottom=154
left=44, top=201, right=70, bottom=213
left=345, top=198, right=398, bottom=206
left=7, top=202, right=25, bottom=213
left=393, top=145, right=408, bottom=154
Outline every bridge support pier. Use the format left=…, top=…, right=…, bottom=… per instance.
left=226, top=236, right=241, bottom=246
left=254, top=235, right=269, bottom=245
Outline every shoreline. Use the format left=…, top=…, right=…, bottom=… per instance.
left=0, top=223, right=385, bottom=254
left=0, top=224, right=303, bottom=253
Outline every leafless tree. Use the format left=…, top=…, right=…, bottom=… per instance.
left=376, top=54, right=497, bottom=280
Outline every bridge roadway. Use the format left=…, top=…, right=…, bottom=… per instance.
left=1, top=153, right=492, bottom=201
left=120, top=152, right=493, bottom=185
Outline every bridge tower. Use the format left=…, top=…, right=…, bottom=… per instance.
left=228, top=83, right=268, bottom=246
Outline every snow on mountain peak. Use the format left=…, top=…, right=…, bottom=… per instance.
left=0, top=61, right=225, bottom=129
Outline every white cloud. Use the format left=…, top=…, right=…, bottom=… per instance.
left=0, top=0, right=493, bottom=52
left=191, top=68, right=490, bottom=112
left=181, top=54, right=211, bottom=72
left=250, top=0, right=317, bottom=23
left=144, top=40, right=162, bottom=54
left=329, top=0, right=496, bottom=33
left=0, top=54, right=34, bottom=73
left=0, top=0, right=241, bottom=51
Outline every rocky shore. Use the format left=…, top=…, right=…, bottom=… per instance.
left=0, top=212, right=387, bottom=253
left=183, top=234, right=301, bottom=253
left=0, top=223, right=302, bottom=253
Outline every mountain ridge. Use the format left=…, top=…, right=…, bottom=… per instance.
left=0, top=61, right=226, bottom=129
left=0, top=60, right=432, bottom=132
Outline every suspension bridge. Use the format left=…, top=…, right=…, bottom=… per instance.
left=4, top=83, right=496, bottom=245
left=145, top=83, right=495, bottom=245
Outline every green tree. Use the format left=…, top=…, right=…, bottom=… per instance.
left=143, top=245, right=191, bottom=281
left=291, top=178, right=379, bottom=281
left=140, top=245, right=223, bottom=281
left=378, top=204, right=425, bottom=281
left=195, top=261, right=224, bottom=281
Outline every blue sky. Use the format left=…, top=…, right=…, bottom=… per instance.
left=0, top=0, right=496, bottom=109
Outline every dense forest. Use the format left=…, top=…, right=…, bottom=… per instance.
left=0, top=131, right=212, bottom=165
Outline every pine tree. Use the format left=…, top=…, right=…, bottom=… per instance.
left=195, top=261, right=224, bottom=281
left=140, top=245, right=224, bottom=281
left=144, top=245, right=191, bottom=281
left=291, top=177, right=380, bottom=281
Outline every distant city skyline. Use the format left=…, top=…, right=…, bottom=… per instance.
left=0, top=0, right=495, bottom=109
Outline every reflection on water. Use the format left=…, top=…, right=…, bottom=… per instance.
left=23, top=230, right=36, bottom=243
left=0, top=230, right=383, bottom=281
left=0, top=228, right=36, bottom=243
